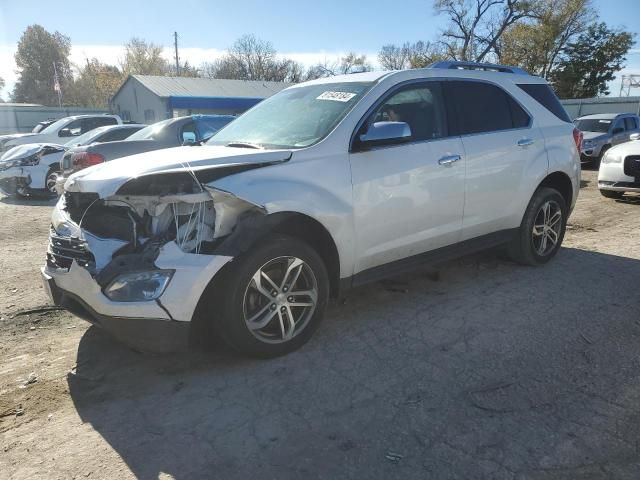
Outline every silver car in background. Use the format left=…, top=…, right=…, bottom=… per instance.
left=575, top=113, right=640, bottom=165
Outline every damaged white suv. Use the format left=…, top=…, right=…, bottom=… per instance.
left=43, top=61, right=580, bottom=357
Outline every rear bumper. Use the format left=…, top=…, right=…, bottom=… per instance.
left=42, top=267, right=191, bottom=352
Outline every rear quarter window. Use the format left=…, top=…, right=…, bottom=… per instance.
left=516, top=83, right=571, bottom=123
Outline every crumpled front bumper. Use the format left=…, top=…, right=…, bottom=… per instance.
left=0, top=167, right=29, bottom=194
left=43, top=238, right=233, bottom=352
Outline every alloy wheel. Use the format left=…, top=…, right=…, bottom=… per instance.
left=532, top=200, right=562, bottom=256
left=243, top=256, right=318, bottom=344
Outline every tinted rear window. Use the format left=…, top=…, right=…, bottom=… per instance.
left=448, top=81, right=529, bottom=135
left=516, top=83, right=571, bottom=123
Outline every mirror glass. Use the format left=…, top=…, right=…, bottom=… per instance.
left=182, top=131, right=197, bottom=144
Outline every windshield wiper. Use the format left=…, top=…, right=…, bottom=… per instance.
left=226, top=142, right=262, bottom=149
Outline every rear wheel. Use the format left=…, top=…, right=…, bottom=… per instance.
left=207, top=234, right=329, bottom=358
left=600, top=189, right=624, bottom=199
left=508, top=187, right=567, bottom=266
left=45, top=167, right=61, bottom=197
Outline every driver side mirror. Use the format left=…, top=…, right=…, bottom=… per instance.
left=182, top=131, right=197, bottom=145
left=58, top=128, right=73, bottom=138
left=358, top=121, right=412, bottom=150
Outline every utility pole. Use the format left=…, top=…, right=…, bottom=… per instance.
left=174, top=31, right=180, bottom=76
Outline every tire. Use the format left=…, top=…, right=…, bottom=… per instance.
left=600, top=189, right=624, bottom=199
left=44, top=166, right=61, bottom=197
left=595, top=144, right=611, bottom=167
left=508, top=187, right=568, bottom=266
left=206, top=234, right=329, bottom=358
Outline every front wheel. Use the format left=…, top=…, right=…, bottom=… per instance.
left=508, top=187, right=567, bottom=266
left=207, top=234, right=329, bottom=358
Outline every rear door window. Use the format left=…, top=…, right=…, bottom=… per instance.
left=624, top=117, right=637, bottom=130
left=447, top=81, right=527, bottom=135
left=516, top=83, right=571, bottom=123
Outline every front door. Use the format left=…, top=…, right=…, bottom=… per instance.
left=349, top=81, right=465, bottom=274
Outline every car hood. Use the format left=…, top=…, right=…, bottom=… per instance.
left=65, top=145, right=292, bottom=198
left=581, top=132, right=608, bottom=142
left=0, top=142, right=66, bottom=161
left=605, top=139, right=640, bottom=158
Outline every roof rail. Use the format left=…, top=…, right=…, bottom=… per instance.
left=429, top=61, right=529, bottom=75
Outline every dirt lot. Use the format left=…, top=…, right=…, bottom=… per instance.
left=1, top=168, right=639, bottom=480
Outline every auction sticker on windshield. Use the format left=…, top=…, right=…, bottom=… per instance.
left=317, top=91, right=357, bottom=102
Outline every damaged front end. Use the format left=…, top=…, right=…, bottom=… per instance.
left=43, top=163, right=276, bottom=352
left=0, top=144, right=66, bottom=196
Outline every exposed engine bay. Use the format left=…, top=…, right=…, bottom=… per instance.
left=48, top=171, right=265, bottom=289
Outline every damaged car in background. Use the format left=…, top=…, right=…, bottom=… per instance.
left=43, top=62, right=580, bottom=357
left=0, top=124, right=144, bottom=198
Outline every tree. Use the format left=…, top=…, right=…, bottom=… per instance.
left=12, top=24, right=73, bottom=105
left=435, top=0, right=535, bottom=62
left=378, top=41, right=446, bottom=70
left=0, top=77, right=4, bottom=101
left=167, top=60, right=200, bottom=77
left=500, top=0, right=594, bottom=77
left=67, top=59, right=123, bottom=107
left=203, top=34, right=306, bottom=82
left=549, top=23, right=634, bottom=98
left=121, top=38, right=169, bottom=75
left=305, top=52, right=373, bottom=79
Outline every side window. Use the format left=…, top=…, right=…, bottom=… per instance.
left=60, top=119, right=83, bottom=136
left=448, top=81, right=524, bottom=135
left=80, top=118, right=98, bottom=133
left=196, top=118, right=233, bottom=141
left=180, top=121, right=197, bottom=143
left=98, top=128, right=135, bottom=143
left=364, top=82, right=447, bottom=143
left=624, top=117, right=636, bottom=130
left=613, top=119, right=625, bottom=132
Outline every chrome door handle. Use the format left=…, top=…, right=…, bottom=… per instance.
left=517, top=138, right=535, bottom=147
left=438, top=154, right=461, bottom=166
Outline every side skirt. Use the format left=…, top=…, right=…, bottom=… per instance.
left=340, top=229, right=518, bottom=291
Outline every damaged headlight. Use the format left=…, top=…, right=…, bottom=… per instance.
left=104, top=270, right=174, bottom=302
left=0, top=153, right=40, bottom=169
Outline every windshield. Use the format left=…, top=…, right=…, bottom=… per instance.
left=126, top=118, right=174, bottom=141
left=575, top=118, right=612, bottom=133
left=63, top=126, right=109, bottom=147
left=39, top=117, right=70, bottom=135
left=207, top=82, right=373, bottom=149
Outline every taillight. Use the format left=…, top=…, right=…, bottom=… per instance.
left=71, top=152, right=105, bottom=170
left=572, top=127, right=583, bottom=153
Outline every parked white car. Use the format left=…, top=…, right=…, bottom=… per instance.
left=0, top=124, right=143, bottom=197
left=598, top=132, right=640, bottom=199
left=43, top=61, right=580, bottom=357
left=0, top=114, right=122, bottom=153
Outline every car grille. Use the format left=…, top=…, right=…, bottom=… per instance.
left=47, top=227, right=95, bottom=270
left=623, top=155, right=640, bottom=178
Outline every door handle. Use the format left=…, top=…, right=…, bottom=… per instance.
left=517, top=138, right=535, bottom=147
left=438, top=154, right=461, bottom=166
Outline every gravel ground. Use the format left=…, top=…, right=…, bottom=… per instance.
left=1, top=168, right=639, bottom=480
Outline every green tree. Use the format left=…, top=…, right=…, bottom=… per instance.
left=68, top=59, right=124, bottom=107
left=121, top=38, right=169, bottom=75
left=550, top=23, right=634, bottom=98
left=12, top=24, right=73, bottom=105
left=500, top=0, right=594, bottom=77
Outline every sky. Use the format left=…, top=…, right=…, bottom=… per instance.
left=0, top=0, right=639, bottom=100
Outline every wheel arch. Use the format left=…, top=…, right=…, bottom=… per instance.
left=537, top=171, right=573, bottom=209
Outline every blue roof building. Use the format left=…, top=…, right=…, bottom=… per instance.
left=110, top=75, right=291, bottom=124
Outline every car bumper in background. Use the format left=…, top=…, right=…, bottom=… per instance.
left=0, top=167, right=29, bottom=195
left=598, top=159, right=640, bottom=192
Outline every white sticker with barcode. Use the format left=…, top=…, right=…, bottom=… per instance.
left=316, top=91, right=357, bottom=102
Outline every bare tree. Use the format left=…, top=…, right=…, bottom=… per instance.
left=379, top=41, right=446, bottom=70
left=435, top=0, right=535, bottom=62
left=305, top=52, right=372, bottom=79
left=202, top=34, right=305, bottom=82
left=121, top=38, right=169, bottom=75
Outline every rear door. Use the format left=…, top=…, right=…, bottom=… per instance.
left=446, top=80, right=545, bottom=240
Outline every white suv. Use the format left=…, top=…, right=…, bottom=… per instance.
left=42, top=62, right=580, bottom=357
